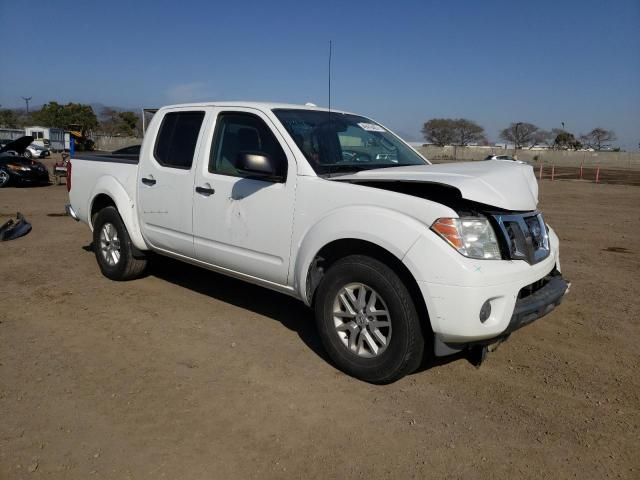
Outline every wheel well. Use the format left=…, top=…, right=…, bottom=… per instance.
left=90, top=194, right=116, bottom=227
left=306, top=239, right=431, bottom=334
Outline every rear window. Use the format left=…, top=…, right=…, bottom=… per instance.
left=154, top=111, right=205, bottom=169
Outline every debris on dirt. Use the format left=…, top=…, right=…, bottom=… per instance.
left=27, top=459, right=38, bottom=473
left=602, top=246, right=632, bottom=254
left=0, top=212, right=32, bottom=241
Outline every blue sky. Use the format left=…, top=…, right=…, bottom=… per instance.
left=1, top=0, right=638, bottom=149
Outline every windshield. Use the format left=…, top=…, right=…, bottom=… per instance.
left=273, top=109, right=427, bottom=175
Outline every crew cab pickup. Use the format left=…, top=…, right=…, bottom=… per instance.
left=66, top=102, right=568, bottom=383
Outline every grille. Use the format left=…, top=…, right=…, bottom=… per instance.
left=493, top=212, right=550, bottom=264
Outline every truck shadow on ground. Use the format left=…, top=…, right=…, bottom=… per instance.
left=148, top=255, right=480, bottom=374
left=147, top=255, right=332, bottom=364
left=84, top=244, right=476, bottom=375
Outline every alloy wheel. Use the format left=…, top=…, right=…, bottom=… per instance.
left=332, top=282, right=392, bottom=358
left=99, top=222, right=121, bottom=266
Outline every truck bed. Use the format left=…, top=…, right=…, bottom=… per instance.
left=68, top=153, right=140, bottom=228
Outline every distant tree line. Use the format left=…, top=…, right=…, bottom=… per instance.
left=422, top=118, right=618, bottom=151
left=0, top=102, right=142, bottom=137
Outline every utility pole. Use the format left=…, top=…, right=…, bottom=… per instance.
left=21, top=96, right=32, bottom=114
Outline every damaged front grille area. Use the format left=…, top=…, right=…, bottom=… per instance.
left=492, top=212, right=550, bottom=264
left=518, top=268, right=560, bottom=299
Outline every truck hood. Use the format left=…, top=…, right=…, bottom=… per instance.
left=332, top=160, right=539, bottom=211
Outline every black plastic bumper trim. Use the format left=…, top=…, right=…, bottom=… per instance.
left=435, top=272, right=569, bottom=356
left=505, top=274, right=568, bottom=334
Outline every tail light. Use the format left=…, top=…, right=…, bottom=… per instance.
left=66, top=160, right=72, bottom=192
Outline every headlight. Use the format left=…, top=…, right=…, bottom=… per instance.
left=6, top=163, right=30, bottom=171
left=431, top=217, right=501, bottom=260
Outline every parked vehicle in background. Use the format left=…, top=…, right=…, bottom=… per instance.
left=484, top=154, right=531, bottom=165
left=24, top=126, right=66, bottom=151
left=0, top=136, right=50, bottom=187
left=66, top=102, right=568, bottom=383
left=484, top=154, right=516, bottom=161
left=24, top=143, right=51, bottom=159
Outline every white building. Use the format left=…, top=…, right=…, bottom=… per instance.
left=24, top=126, right=66, bottom=151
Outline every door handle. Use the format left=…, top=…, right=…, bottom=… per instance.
left=141, top=177, right=156, bottom=186
left=195, top=186, right=215, bottom=196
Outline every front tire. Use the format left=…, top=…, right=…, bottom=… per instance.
left=24, top=150, right=32, bottom=159
left=92, top=206, right=147, bottom=280
left=314, top=255, right=424, bottom=384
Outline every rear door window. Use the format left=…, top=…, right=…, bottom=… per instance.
left=154, top=111, right=205, bottom=169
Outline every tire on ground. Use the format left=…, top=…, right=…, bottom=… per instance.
left=92, top=206, right=147, bottom=281
left=314, top=254, right=425, bottom=384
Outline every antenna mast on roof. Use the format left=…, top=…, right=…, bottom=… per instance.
left=328, top=40, right=332, bottom=114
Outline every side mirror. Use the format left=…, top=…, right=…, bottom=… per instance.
left=234, top=152, right=283, bottom=182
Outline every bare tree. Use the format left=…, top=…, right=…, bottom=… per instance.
left=421, top=118, right=486, bottom=146
left=98, top=107, right=120, bottom=135
left=530, top=129, right=553, bottom=148
left=580, top=128, right=616, bottom=150
left=453, top=119, right=486, bottom=146
left=421, top=119, right=456, bottom=146
left=499, top=122, right=539, bottom=149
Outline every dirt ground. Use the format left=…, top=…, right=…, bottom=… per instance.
left=1, top=167, right=639, bottom=479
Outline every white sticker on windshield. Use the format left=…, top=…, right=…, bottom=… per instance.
left=357, top=122, right=386, bottom=132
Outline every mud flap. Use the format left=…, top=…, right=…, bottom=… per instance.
left=469, top=336, right=509, bottom=368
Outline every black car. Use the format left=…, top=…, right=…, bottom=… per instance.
left=0, top=136, right=50, bottom=188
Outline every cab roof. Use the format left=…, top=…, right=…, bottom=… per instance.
left=159, top=101, right=354, bottom=115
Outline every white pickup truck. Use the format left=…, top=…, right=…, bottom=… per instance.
left=66, top=102, right=568, bottom=383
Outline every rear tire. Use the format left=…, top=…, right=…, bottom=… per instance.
left=314, top=255, right=424, bottom=384
left=92, top=206, right=147, bottom=280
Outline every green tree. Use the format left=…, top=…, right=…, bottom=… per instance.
left=117, top=111, right=140, bottom=136
left=31, top=101, right=64, bottom=127
left=553, top=130, right=582, bottom=150
left=98, top=109, right=141, bottom=136
left=0, top=109, right=20, bottom=128
left=32, top=102, right=98, bottom=136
